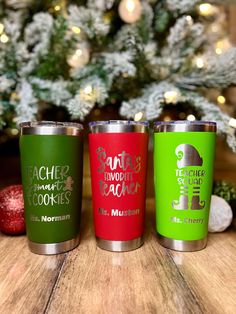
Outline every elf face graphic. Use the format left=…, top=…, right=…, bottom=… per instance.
left=172, top=144, right=206, bottom=210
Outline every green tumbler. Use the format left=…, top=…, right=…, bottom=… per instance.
left=154, top=121, right=216, bottom=251
left=20, top=121, right=83, bottom=255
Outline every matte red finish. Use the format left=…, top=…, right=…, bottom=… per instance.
left=89, top=133, right=148, bottom=241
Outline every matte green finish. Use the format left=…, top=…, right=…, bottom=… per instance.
left=20, top=135, right=83, bottom=244
left=154, top=132, right=216, bottom=241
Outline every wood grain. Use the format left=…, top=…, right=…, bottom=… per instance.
left=45, top=200, right=234, bottom=314
left=169, top=231, right=236, bottom=314
left=0, top=199, right=236, bottom=313
left=0, top=234, right=66, bottom=314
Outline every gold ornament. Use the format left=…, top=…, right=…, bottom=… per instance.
left=118, top=0, right=142, bottom=24
left=67, top=43, right=90, bottom=69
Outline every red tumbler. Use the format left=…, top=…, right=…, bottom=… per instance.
left=89, top=120, right=149, bottom=252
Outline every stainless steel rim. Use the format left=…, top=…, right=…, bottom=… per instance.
left=89, top=120, right=149, bottom=133
left=20, top=121, right=83, bottom=136
left=154, top=121, right=217, bottom=133
left=157, top=233, right=207, bottom=252
left=96, top=237, right=144, bottom=252
left=28, top=235, right=80, bottom=255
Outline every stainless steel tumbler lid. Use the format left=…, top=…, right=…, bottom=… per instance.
left=154, top=121, right=217, bottom=133
left=89, top=120, right=149, bottom=133
left=20, top=121, right=83, bottom=136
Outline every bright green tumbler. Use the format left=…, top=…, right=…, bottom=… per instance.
left=20, top=121, right=83, bottom=255
left=154, top=121, right=216, bottom=252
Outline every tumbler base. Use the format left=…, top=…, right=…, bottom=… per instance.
left=28, top=235, right=80, bottom=255
left=96, top=237, right=143, bottom=252
left=157, top=233, right=207, bottom=252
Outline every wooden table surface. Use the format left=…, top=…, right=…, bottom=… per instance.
left=0, top=198, right=236, bottom=314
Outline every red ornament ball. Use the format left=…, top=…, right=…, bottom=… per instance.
left=0, top=185, right=26, bottom=235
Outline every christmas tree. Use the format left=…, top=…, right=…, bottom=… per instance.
left=0, top=0, right=236, bottom=150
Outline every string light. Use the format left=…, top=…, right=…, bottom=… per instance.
left=0, top=23, right=4, bottom=35
left=163, top=115, right=172, bottom=122
left=187, top=114, right=196, bottom=121
left=103, top=12, right=113, bottom=25
left=10, top=129, right=19, bottom=136
left=118, top=0, right=142, bottom=24
left=186, top=16, right=193, bottom=25
left=229, top=118, right=236, bottom=128
left=79, top=84, right=100, bottom=103
left=195, top=57, right=205, bottom=69
left=198, top=3, right=215, bottom=16
left=134, top=112, right=143, bottom=121
left=49, top=0, right=66, bottom=14
left=71, top=26, right=81, bottom=34
left=79, top=85, right=96, bottom=102
left=0, top=34, right=9, bottom=43
left=126, top=0, right=135, bottom=12
left=210, top=23, right=221, bottom=34
left=10, top=92, right=20, bottom=101
left=67, top=43, right=90, bottom=68
left=215, top=47, right=222, bottom=55
left=164, top=91, right=179, bottom=104
left=83, top=85, right=93, bottom=95
left=217, top=95, right=226, bottom=105
left=94, top=109, right=101, bottom=116
left=75, top=49, right=83, bottom=57
left=54, top=5, right=61, bottom=11
left=179, top=112, right=186, bottom=119
left=215, top=39, right=231, bottom=55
